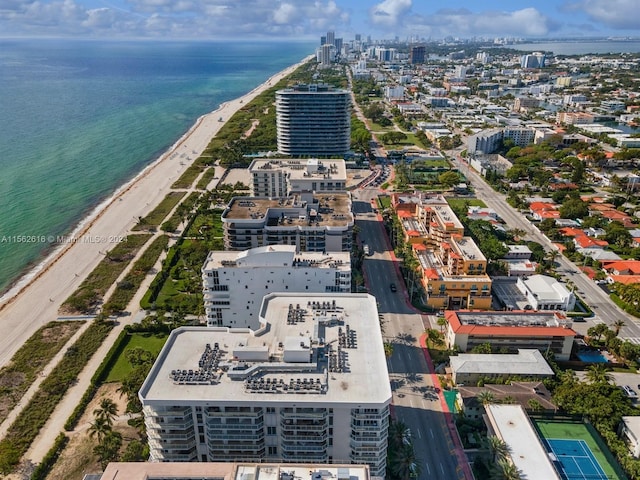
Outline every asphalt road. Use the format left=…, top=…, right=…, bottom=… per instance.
left=352, top=188, right=468, bottom=480
left=450, top=154, right=640, bottom=342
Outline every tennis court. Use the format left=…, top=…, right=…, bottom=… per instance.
left=547, top=439, right=608, bottom=480
left=533, top=418, right=625, bottom=480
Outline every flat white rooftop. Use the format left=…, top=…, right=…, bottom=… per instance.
left=250, top=158, right=347, bottom=183
left=450, top=349, right=554, bottom=376
left=140, top=293, right=391, bottom=406
left=203, top=245, right=350, bottom=271
left=486, top=404, right=561, bottom=479
left=99, top=462, right=371, bottom=480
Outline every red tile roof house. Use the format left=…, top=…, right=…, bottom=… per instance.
left=529, top=202, right=560, bottom=221
left=573, top=234, right=609, bottom=250
left=444, top=310, right=576, bottom=361
left=602, top=260, right=640, bottom=275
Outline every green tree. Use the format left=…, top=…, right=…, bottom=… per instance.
left=477, top=390, right=496, bottom=406
left=558, top=198, right=589, bottom=219
left=94, top=398, right=118, bottom=428
left=587, top=323, right=610, bottom=342
left=88, top=416, right=111, bottom=444
left=437, top=316, right=447, bottom=333
left=613, top=319, right=626, bottom=336
left=486, top=435, right=509, bottom=463
left=585, top=364, right=613, bottom=385
left=384, top=342, right=395, bottom=358
left=93, top=430, right=122, bottom=469
left=471, top=342, right=492, bottom=354
left=425, top=328, right=445, bottom=349
left=438, top=170, right=461, bottom=188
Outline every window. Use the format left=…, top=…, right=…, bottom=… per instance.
left=268, top=446, right=278, bottom=455
left=267, top=427, right=277, bottom=435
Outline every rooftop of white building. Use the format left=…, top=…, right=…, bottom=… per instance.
left=222, top=193, right=352, bottom=227
left=99, top=462, right=371, bottom=480
left=249, top=158, right=347, bottom=183
left=139, top=293, right=390, bottom=407
left=519, top=274, right=572, bottom=302
left=450, top=349, right=555, bottom=377
left=485, top=405, right=561, bottom=480
left=202, top=245, right=350, bottom=272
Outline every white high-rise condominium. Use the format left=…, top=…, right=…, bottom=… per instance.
left=275, top=84, right=351, bottom=157
left=139, top=293, right=391, bottom=477
left=201, top=245, right=351, bottom=328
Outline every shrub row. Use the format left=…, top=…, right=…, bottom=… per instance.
left=0, top=322, right=81, bottom=425
left=102, top=235, right=170, bottom=315
left=29, top=432, right=68, bottom=480
left=196, top=167, right=219, bottom=190
left=171, top=160, right=208, bottom=189
left=0, top=319, right=114, bottom=474
left=64, top=327, right=130, bottom=431
left=161, top=192, right=202, bottom=233
left=132, top=191, right=186, bottom=230
left=611, top=293, right=640, bottom=318
left=61, top=234, right=152, bottom=314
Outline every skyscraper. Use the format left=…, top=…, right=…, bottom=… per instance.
left=409, top=45, right=426, bottom=64
left=326, top=30, right=335, bottom=46
left=276, top=84, right=351, bottom=156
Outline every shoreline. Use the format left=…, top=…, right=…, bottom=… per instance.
left=0, top=55, right=312, bottom=367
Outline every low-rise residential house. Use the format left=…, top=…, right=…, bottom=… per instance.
left=450, top=349, right=555, bottom=385
left=516, top=274, right=576, bottom=311
left=444, top=310, right=576, bottom=361
left=456, top=381, right=556, bottom=419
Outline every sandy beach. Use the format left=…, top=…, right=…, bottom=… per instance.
left=0, top=56, right=311, bottom=369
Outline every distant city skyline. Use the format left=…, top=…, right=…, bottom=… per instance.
left=1, top=0, right=639, bottom=40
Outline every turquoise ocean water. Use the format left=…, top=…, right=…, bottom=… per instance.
left=0, top=39, right=314, bottom=295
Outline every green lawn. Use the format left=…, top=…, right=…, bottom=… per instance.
left=446, top=198, right=487, bottom=211
left=533, top=418, right=626, bottom=480
left=105, top=332, right=168, bottom=382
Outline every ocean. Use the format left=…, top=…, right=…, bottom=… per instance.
left=0, top=39, right=314, bottom=295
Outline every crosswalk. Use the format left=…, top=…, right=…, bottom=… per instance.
left=621, top=337, right=640, bottom=345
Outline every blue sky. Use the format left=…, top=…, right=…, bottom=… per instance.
left=0, top=0, right=638, bottom=39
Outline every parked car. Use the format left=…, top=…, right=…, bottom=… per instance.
left=389, top=283, right=397, bottom=292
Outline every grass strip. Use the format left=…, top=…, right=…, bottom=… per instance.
left=132, top=191, right=186, bottom=230
left=102, top=235, right=170, bottom=315
left=0, top=322, right=82, bottom=425
left=61, top=234, right=152, bottom=314
left=0, top=319, right=114, bottom=474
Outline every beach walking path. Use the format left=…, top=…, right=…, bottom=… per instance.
left=0, top=56, right=312, bottom=471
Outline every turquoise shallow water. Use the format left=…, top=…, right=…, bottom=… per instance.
left=0, top=39, right=314, bottom=294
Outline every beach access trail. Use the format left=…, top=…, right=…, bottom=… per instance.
left=0, top=57, right=310, bottom=371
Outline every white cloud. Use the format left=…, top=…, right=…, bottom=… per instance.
left=369, top=0, right=411, bottom=28
left=567, top=0, right=640, bottom=30
left=405, top=7, right=558, bottom=37
left=272, top=3, right=298, bottom=25
left=0, top=0, right=351, bottom=37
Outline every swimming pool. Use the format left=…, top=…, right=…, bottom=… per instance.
left=577, top=350, right=609, bottom=363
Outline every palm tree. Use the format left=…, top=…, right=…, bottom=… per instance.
left=613, top=319, right=626, bottom=336
left=491, top=458, right=521, bottom=480
left=94, top=398, right=118, bottom=428
left=477, top=390, right=496, bottom=407
left=389, top=443, right=420, bottom=480
left=486, top=435, right=509, bottom=464
left=88, top=416, right=111, bottom=444
left=437, top=316, right=447, bottom=334
left=388, top=420, right=412, bottom=447
left=585, top=363, right=613, bottom=385
left=425, top=328, right=444, bottom=349
left=384, top=342, right=394, bottom=358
